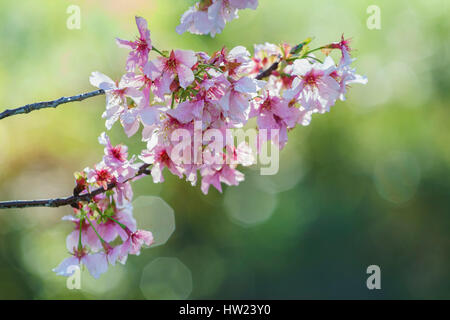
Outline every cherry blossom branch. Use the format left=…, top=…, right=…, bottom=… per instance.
left=0, top=164, right=150, bottom=209
left=0, top=59, right=276, bottom=120
left=0, top=89, right=105, bottom=120
left=0, top=61, right=283, bottom=121
left=255, top=61, right=280, bottom=80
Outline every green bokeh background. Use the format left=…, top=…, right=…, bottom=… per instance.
left=0, top=0, right=449, bottom=299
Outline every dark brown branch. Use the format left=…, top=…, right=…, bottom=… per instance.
left=0, top=164, right=150, bottom=209
left=255, top=44, right=305, bottom=80
left=255, top=62, right=279, bottom=80
left=0, top=89, right=105, bottom=120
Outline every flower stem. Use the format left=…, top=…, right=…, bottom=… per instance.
left=304, top=55, right=323, bottom=64
left=152, top=46, right=166, bottom=57
left=198, top=63, right=223, bottom=73
left=301, top=46, right=325, bottom=57
left=107, top=216, right=128, bottom=232
left=171, top=92, right=175, bottom=109
left=78, top=218, right=83, bottom=250
left=87, top=216, right=106, bottom=244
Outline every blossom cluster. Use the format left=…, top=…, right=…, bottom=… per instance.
left=54, top=132, right=153, bottom=278
left=54, top=15, right=366, bottom=279
left=177, top=0, right=258, bottom=37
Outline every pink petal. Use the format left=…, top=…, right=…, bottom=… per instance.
left=140, top=107, right=159, bottom=126
left=135, top=16, right=150, bottom=42
left=136, top=230, right=154, bottom=246
left=66, top=230, right=79, bottom=252
left=144, top=59, right=164, bottom=80
left=174, top=50, right=197, bottom=68
left=82, top=253, right=108, bottom=279
left=53, top=256, right=79, bottom=277
left=176, top=64, right=195, bottom=89
left=116, top=38, right=135, bottom=49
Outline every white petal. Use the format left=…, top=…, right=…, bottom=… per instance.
left=89, top=71, right=116, bottom=91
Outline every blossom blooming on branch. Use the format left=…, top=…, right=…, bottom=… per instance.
left=145, top=49, right=198, bottom=93
left=54, top=132, right=153, bottom=278
left=283, top=57, right=341, bottom=114
left=116, top=16, right=152, bottom=72
left=177, top=0, right=259, bottom=37
left=53, top=14, right=366, bottom=279
left=249, top=90, right=300, bottom=149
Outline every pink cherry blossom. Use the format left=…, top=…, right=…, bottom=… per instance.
left=89, top=72, right=144, bottom=132
left=64, top=215, right=102, bottom=252
left=90, top=72, right=143, bottom=108
left=116, top=16, right=152, bottom=72
left=209, top=1, right=258, bottom=37
left=96, top=205, right=136, bottom=243
left=224, top=141, right=255, bottom=166
left=87, top=162, right=116, bottom=190
left=121, top=229, right=154, bottom=256
left=284, top=57, right=340, bottom=113
left=230, top=0, right=258, bottom=10
left=166, top=99, right=204, bottom=124
left=177, top=0, right=259, bottom=37
left=335, top=64, right=368, bottom=101
left=90, top=72, right=162, bottom=136
left=145, top=50, right=197, bottom=94
left=99, top=242, right=122, bottom=266
left=115, top=162, right=142, bottom=205
left=176, top=4, right=212, bottom=36
left=224, top=46, right=253, bottom=77
left=53, top=247, right=108, bottom=279
left=125, top=72, right=154, bottom=107
left=140, top=144, right=184, bottom=183
left=219, top=75, right=262, bottom=124
left=250, top=91, right=299, bottom=148
left=329, top=34, right=353, bottom=67
left=200, top=163, right=244, bottom=194
left=166, top=73, right=230, bottom=126
left=98, top=132, right=128, bottom=169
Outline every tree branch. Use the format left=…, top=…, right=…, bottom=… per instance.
left=0, top=89, right=105, bottom=120
left=256, top=62, right=279, bottom=80
left=0, top=61, right=283, bottom=120
left=0, top=164, right=150, bottom=209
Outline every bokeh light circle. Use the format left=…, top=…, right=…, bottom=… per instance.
left=373, top=152, right=421, bottom=204
left=132, top=196, right=175, bottom=247
left=140, top=257, right=192, bottom=300
left=224, top=178, right=278, bottom=227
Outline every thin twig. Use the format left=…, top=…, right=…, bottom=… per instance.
left=0, top=89, right=105, bottom=120
left=255, top=62, right=280, bottom=80
left=255, top=44, right=312, bottom=80
left=0, top=164, right=150, bottom=209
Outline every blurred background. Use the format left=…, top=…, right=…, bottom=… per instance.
left=0, top=0, right=449, bottom=299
